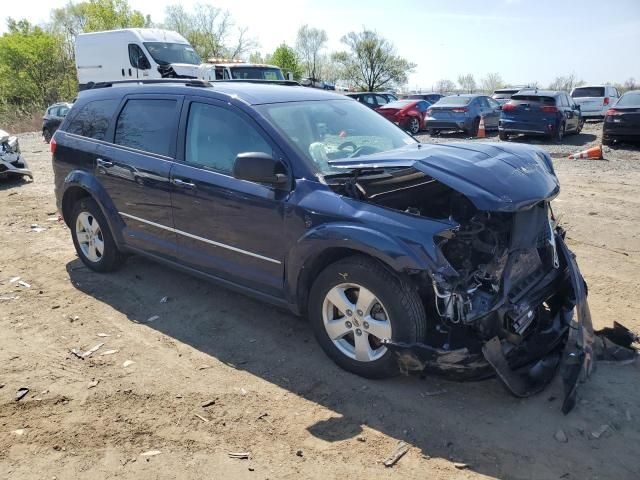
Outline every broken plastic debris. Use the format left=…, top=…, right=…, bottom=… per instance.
left=591, top=424, right=610, bottom=439
left=228, top=452, right=250, bottom=459
left=554, top=429, right=568, bottom=443
left=100, top=349, right=119, bottom=356
left=15, top=388, right=29, bottom=401
left=96, top=333, right=111, bottom=338
left=0, top=295, right=19, bottom=301
left=122, top=360, right=135, bottom=368
left=12, top=429, right=25, bottom=435
left=202, top=400, right=216, bottom=408
left=88, top=380, right=99, bottom=389
left=82, top=343, right=104, bottom=358
left=146, top=315, right=159, bottom=323
left=17, top=280, right=31, bottom=288
left=453, top=462, right=470, bottom=470
left=9, top=276, right=20, bottom=283
left=160, top=296, right=168, bottom=303
left=383, top=441, right=410, bottom=467
left=140, top=450, right=161, bottom=457
left=194, top=413, right=209, bottom=422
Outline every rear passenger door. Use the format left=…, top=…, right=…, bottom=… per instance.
left=170, top=98, right=289, bottom=297
left=97, top=94, right=183, bottom=261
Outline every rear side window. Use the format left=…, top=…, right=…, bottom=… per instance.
left=66, top=99, right=119, bottom=140
left=572, top=87, right=605, bottom=98
left=114, top=99, right=176, bottom=156
left=616, top=92, right=640, bottom=106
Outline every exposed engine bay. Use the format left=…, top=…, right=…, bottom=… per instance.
left=0, top=129, right=33, bottom=180
left=326, top=164, right=638, bottom=413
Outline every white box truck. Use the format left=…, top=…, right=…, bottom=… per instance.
left=75, top=28, right=287, bottom=89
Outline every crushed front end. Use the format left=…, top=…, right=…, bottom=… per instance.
left=386, top=200, right=633, bottom=413
left=0, top=130, right=32, bottom=180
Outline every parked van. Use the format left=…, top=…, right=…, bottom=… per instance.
left=571, top=85, right=620, bottom=119
left=75, top=28, right=287, bottom=89
left=75, top=28, right=204, bottom=89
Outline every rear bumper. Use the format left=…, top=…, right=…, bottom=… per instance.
left=384, top=232, right=610, bottom=413
left=499, top=118, right=554, bottom=135
left=603, top=123, right=640, bottom=139
left=424, top=119, right=469, bottom=131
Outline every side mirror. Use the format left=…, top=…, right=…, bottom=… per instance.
left=575, top=104, right=580, bottom=110
left=233, top=152, right=288, bottom=186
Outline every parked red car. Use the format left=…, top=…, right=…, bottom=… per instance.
left=376, top=99, right=431, bottom=134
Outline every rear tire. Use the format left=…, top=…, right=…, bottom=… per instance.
left=407, top=117, right=420, bottom=135
left=70, top=197, right=125, bottom=272
left=308, top=255, right=426, bottom=379
left=576, top=119, right=585, bottom=134
left=470, top=117, right=480, bottom=137
left=43, top=128, right=52, bottom=143
left=499, top=130, right=508, bottom=141
left=602, top=134, right=613, bottom=146
left=551, top=122, right=565, bottom=142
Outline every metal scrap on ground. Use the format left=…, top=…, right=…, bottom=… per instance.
left=383, top=441, right=410, bottom=467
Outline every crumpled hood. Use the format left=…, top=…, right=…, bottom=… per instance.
left=330, top=142, right=560, bottom=212
left=166, top=63, right=201, bottom=78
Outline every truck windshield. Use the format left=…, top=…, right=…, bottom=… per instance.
left=230, top=67, right=285, bottom=80
left=143, top=42, right=201, bottom=65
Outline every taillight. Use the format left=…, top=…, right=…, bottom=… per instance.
left=605, top=108, right=621, bottom=116
left=502, top=103, right=516, bottom=111
left=451, top=108, right=468, bottom=113
left=50, top=137, right=57, bottom=155
left=541, top=106, right=558, bottom=113
left=604, top=97, right=610, bottom=106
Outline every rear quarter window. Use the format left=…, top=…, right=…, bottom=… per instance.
left=114, top=99, right=177, bottom=156
left=65, top=99, right=119, bottom=140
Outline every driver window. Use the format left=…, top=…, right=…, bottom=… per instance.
left=128, top=44, right=150, bottom=70
left=363, top=95, right=375, bottom=105
left=185, top=103, right=272, bottom=175
left=375, top=95, right=388, bottom=105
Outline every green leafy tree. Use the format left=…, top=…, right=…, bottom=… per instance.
left=269, top=43, right=303, bottom=80
left=457, top=74, right=477, bottom=93
left=333, top=29, right=415, bottom=91
left=0, top=19, right=75, bottom=107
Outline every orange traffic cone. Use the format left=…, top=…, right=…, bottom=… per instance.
left=477, top=116, right=486, bottom=138
left=568, top=145, right=603, bottom=160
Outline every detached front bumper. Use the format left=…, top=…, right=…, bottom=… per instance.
left=0, top=153, right=33, bottom=179
left=385, top=233, right=637, bottom=413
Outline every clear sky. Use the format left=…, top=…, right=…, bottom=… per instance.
left=2, top=0, right=639, bottom=89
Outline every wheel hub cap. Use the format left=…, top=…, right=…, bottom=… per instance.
left=322, top=283, right=392, bottom=362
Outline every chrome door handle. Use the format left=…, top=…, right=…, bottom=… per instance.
left=172, top=178, right=196, bottom=188
left=96, top=158, right=113, bottom=168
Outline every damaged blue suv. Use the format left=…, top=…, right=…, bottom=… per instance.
left=52, top=79, right=629, bottom=413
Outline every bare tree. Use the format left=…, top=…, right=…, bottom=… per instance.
left=164, top=3, right=256, bottom=60
left=481, top=72, right=504, bottom=93
left=295, top=25, right=327, bottom=79
left=548, top=73, right=585, bottom=91
left=435, top=79, right=456, bottom=94
left=623, top=77, right=637, bottom=92
left=333, top=29, right=415, bottom=91
left=457, top=74, right=477, bottom=93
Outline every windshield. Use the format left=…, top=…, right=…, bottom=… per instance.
left=616, top=92, right=640, bottom=106
left=258, top=99, right=416, bottom=175
left=571, top=87, right=605, bottom=98
left=230, top=67, right=284, bottom=80
left=143, top=42, right=201, bottom=65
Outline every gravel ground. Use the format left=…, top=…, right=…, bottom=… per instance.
left=1, top=125, right=639, bottom=480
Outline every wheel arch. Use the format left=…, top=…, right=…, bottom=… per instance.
left=60, top=171, right=126, bottom=247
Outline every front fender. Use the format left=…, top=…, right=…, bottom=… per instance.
left=61, top=170, right=126, bottom=247
left=285, top=222, right=441, bottom=307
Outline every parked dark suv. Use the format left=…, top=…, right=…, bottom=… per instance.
left=43, top=102, right=73, bottom=143
left=52, top=79, right=596, bottom=410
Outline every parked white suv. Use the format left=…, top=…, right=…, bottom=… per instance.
left=570, top=85, right=620, bottom=119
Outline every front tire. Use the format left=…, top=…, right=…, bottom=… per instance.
left=70, top=197, right=125, bottom=272
left=308, top=256, right=426, bottom=378
left=552, top=122, right=565, bottom=142
left=499, top=130, right=509, bottom=141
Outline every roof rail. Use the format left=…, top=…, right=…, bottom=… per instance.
left=84, top=79, right=211, bottom=90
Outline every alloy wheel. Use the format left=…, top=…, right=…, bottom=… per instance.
left=75, top=211, right=104, bottom=263
left=322, top=283, right=392, bottom=362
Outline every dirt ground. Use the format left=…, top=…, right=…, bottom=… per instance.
left=1, top=122, right=639, bottom=480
